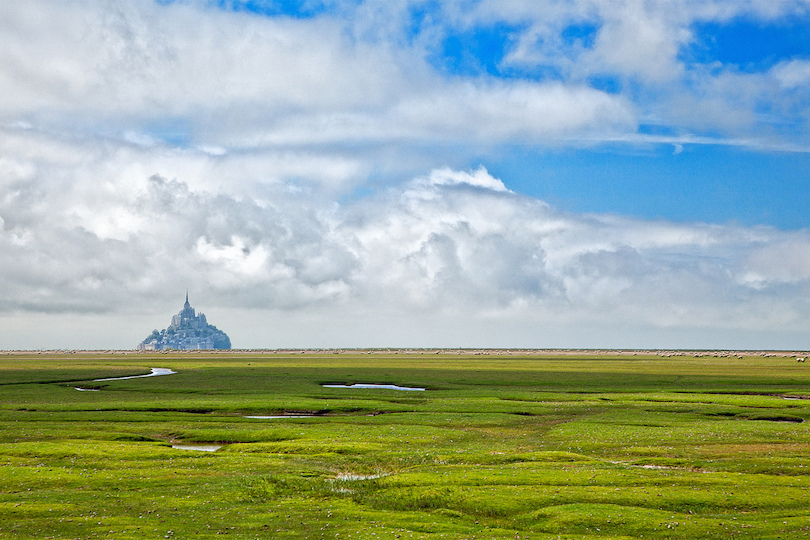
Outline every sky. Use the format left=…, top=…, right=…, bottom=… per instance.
left=1, top=0, right=810, bottom=350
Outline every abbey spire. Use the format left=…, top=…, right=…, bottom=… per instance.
left=138, top=293, right=231, bottom=350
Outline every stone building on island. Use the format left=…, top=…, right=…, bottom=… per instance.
left=138, top=292, right=231, bottom=350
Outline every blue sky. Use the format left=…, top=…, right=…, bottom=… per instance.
left=421, top=8, right=810, bottom=228
left=490, top=146, right=810, bottom=228
left=1, top=0, right=810, bottom=349
left=686, top=17, right=810, bottom=69
left=190, top=0, right=810, bottom=228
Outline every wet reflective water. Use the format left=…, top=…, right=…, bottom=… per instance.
left=244, top=415, right=316, bottom=419
left=93, top=367, right=176, bottom=381
left=322, top=383, right=425, bottom=391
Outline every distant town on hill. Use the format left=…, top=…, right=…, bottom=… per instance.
left=137, top=293, right=231, bottom=350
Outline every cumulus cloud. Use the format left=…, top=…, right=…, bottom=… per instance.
left=1, top=0, right=807, bottom=157
left=418, top=166, right=510, bottom=192
left=586, top=2, right=690, bottom=83
left=1, top=1, right=809, bottom=348
left=436, top=0, right=810, bottom=146
left=6, top=0, right=805, bottom=153
left=0, top=0, right=635, bottom=152
left=2, top=151, right=809, bottom=347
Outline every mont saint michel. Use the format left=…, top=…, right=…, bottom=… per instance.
left=138, top=293, right=231, bottom=350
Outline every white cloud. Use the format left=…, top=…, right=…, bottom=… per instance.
left=195, top=236, right=271, bottom=279
left=421, top=166, right=510, bottom=192
left=743, top=236, right=810, bottom=284
left=435, top=0, right=810, bottom=146
left=1, top=0, right=807, bottom=155
left=1, top=1, right=809, bottom=349
left=772, top=59, right=810, bottom=89
left=0, top=0, right=634, bottom=150
left=585, top=2, right=690, bottom=84
left=6, top=151, right=807, bottom=348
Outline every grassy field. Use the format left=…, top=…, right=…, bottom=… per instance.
left=1, top=349, right=809, bottom=539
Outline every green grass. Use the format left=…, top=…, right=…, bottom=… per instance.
left=1, top=350, right=809, bottom=538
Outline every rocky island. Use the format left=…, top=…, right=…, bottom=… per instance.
left=138, top=293, right=231, bottom=350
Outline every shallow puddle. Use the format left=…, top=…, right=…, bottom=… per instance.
left=244, top=415, right=316, bottom=419
left=171, top=443, right=222, bottom=452
left=322, top=383, right=425, bottom=391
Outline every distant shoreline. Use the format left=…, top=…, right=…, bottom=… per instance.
left=1, top=348, right=808, bottom=356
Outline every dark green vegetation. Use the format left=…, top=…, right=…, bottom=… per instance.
left=1, top=350, right=809, bottom=539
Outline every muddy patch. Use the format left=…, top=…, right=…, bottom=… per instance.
left=750, top=415, right=804, bottom=423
